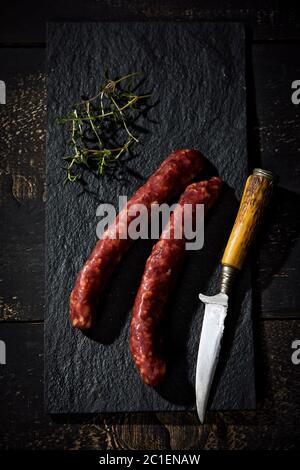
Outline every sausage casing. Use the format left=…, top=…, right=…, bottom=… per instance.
left=130, top=177, right=222, bottom=386
left=70, top=149, right=205, bottom=329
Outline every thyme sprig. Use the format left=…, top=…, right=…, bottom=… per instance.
left=58, top=72, right=151, bottom=183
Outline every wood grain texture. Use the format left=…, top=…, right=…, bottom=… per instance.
left=1, top=44, right=300, bottom=321
left=252, top=44, right=300, bottom=318
left=222, top=171, right=274, bottom=270
left=1, top=1, right=300, bottom=43
left=1, top=10, right=300, bottom=451
left=0, top=320, right=299, bottom=449
left=0, top=49, right=46, bottom=321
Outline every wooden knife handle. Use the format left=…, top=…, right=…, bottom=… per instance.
left=221, top=168, right=275, bottom=271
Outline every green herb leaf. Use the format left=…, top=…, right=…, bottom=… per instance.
left=59, top=72, right=151, bottom=183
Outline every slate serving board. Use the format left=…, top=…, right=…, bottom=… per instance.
left=45, top=22, right=255, bottom=413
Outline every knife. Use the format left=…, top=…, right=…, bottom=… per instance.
left=196, top=168, right=275, bottom=422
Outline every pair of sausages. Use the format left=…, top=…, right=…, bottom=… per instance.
left=70, top=149, right=222, bottom=385
left=70, top=149, right=204, bottom=329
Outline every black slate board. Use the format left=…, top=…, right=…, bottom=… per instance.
left=45, top=22, right=255, bottom=413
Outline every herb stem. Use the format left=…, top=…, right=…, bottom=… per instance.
left=86, top=101, right=102, bottom=148
left=59, top=71, right=150, bottom=182
left=110, top=95, right=139, bottom=143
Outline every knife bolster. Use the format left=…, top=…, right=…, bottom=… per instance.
left=220, top=265, right=238, bottom=295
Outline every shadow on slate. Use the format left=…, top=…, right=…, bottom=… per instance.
left=84, top=237, right=156, bottom=345
left=45, top=22, right=256, bottom=413
left=86, top=159, right=222, bottom=349
left=156, top=184, right=240, bottom=407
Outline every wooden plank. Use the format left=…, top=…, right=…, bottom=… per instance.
left=0, top=320, right=299, bottom=449
left=0, top=323, right=109, bottom=449
left=0, top=49, right=45, bottom=321
left=1, top=2, right=300, bottom=43
left=252, top=44, right=300, bottom=317
left=1, top=42, right=300, bottom=322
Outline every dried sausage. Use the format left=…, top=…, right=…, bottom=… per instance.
left=130, top=177, right=222, bottom=386
left=70, top=149, right=205, bottom=329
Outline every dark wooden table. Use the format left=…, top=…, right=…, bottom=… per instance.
left=0, top=1, right=300, bottom=450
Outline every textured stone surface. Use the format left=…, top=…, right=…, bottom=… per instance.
left=1, top=320, right=300, bottom=449
left=45, top=22, right=255, bottom=412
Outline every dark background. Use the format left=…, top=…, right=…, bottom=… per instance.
left=0, top=0, right=300, bottom=450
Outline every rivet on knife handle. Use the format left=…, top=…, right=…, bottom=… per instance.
left=220, top=168, right=275, bottom=295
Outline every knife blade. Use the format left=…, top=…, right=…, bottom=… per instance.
left=196, top=168, right=275, bottom=423
left=196, top=293, right=228, bottom=423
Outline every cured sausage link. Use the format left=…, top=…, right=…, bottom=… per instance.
left=130, top=177, right=222, bottom=386
left=70, top=149, right=205, bottom=329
